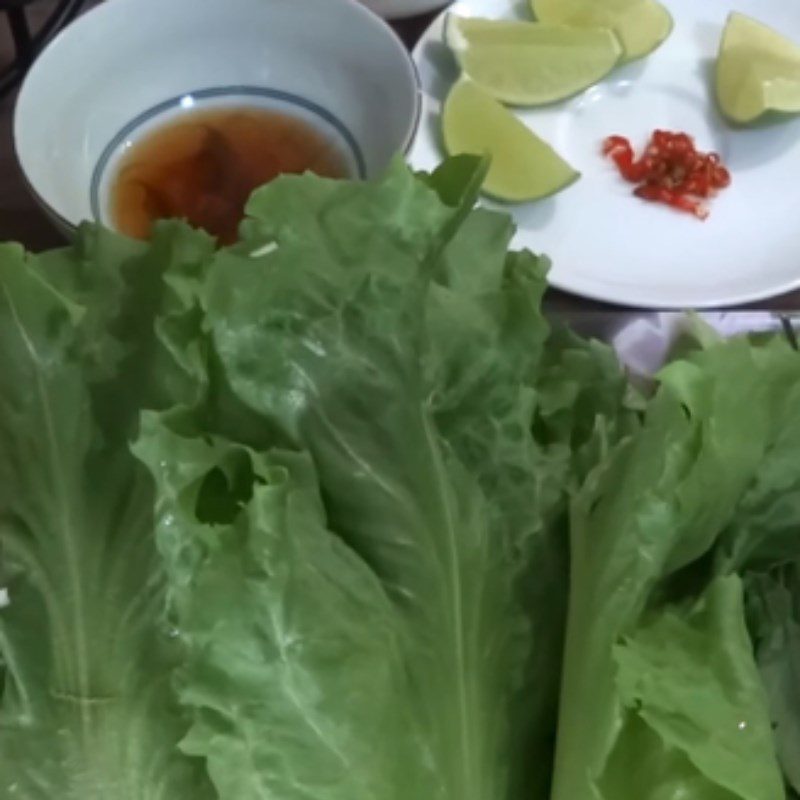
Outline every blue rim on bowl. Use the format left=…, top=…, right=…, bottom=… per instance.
left=89, top=86, right=370, bottom=228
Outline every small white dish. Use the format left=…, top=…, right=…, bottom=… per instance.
left=410, top=0, right=800, bottom=308
left=360, top=0, right=452, bottom=20
left=15, top=0, right=420, bottom=234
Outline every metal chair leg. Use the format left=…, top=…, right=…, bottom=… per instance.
left=0, top=0, right=88, bottom=98
left=7, top=7, right=32, bottom=64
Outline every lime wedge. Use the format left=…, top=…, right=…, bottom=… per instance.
left=442, top=80, right=579, bottom=203
left=531, top=0, right=673, bottom=62
left=445, top=17, right=622, bottom=106
left=716, top=12, right=800, bottom=125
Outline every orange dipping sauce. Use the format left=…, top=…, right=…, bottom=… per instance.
left=112, top=107, right=351, bottom=244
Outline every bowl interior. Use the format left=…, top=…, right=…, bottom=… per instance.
left=15, top=0, right=420, bottom=229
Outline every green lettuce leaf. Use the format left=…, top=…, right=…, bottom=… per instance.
left=534, top=323, right=642, bottom=483
left=605, top=575, right=783, bottom=800
left=135, top=419, right=437, bottom=799
left=0, top=225, right=216, bottom=799
left=132, top=161, right=608, bottom=800
left=712, top=342, right=800, bottom=575
left=748, top=566, right=800, bottom=794
left=551, top=338, right=791, bottom=800
left=1, top=157, right=794, bottom=800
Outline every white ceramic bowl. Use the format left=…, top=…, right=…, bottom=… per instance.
left=15, top=0, right=421, bottom=233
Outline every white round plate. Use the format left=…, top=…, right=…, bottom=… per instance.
left=409, top=0, right=800, bottom=308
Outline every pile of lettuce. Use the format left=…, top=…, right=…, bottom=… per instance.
left=0, top=158, right=798, bottom=800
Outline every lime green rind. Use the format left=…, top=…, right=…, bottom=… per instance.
left=716, top=12, right=800, bottom=126
left=447, top=15, right=616, bottom=50
left=442, top=80, right=580, bottom=203
left=446, top=17, right=623, bottom=106
left=458, top=42, right=623, bottom=106
left=481, top=170, right=582, bottom=204
left=531, top=0, right=673, bottom=63
left=615, top=1, right=673, bottom=61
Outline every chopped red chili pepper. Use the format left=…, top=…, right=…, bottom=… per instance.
left=602, top=130, right=731, bottom=220
left=634, top=184, right=709, bottom=220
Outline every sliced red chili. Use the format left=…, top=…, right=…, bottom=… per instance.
left=602, top=131, right=731, bottom=220
left=634, top=184, right=709, bottom=220
left=713, top=166, right=731, bottom=189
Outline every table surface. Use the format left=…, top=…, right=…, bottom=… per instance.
left=1, top=2, right=797, bottom=311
